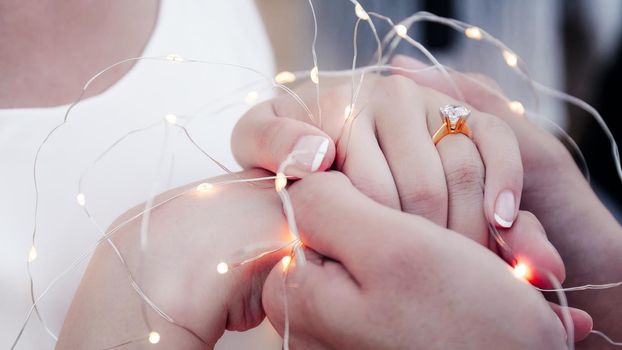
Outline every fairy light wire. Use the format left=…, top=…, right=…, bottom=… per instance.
left=488, top=223, right=575, bottom=350
left=19, top=51, right=319, bottom=347
left=306, top=0, right=323, bottom=128
left=11, top=175, right=286, bottom=349
left=14, top=2, right=622, bottom=349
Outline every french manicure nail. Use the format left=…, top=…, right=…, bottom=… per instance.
left=494, top=190, right=516, bottom=228
left=292, top=135, right=330, bottom=172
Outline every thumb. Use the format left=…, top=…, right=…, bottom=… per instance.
left=232, top=101, right=335, bottom=178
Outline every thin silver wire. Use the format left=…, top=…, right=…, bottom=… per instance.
left=307, top=0, right=322, bottom=128
left=590, top=330, right=622, bottom=346
left=15, top=3, right=622, bottom=348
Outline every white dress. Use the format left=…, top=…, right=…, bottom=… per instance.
left=0, top=1, right=281, bottom=349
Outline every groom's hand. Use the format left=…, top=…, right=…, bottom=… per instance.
left=262, top=172, right=592, bottom=349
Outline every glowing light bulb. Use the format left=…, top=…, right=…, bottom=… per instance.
left=28, top=246, right=38, bottom=263
left=395, top=24, right=408, bottom=38
left=165, top=114, right=177, bottom=124
left=148, top=331, right=160, bottom=344
left=503, top=50, right=518, bottom=67
left=275, top=71, right=296, bottom=84
left=166, top=53, right=184, bottom=62
left=244, top=91, right=259, bottom=104
left=354, top=3, right=369, bottom=20
left=196, top=182, right=214, bottom=192
left=216, top=262, right=229, bottom=274
left=508, top=101, right=525, bottom=116
left=344, top=104, right=353, bottom=120
left=281, top=256, right=292, bottom=271
left=464, top=26, right=483, bottom=40
left=310, top=66, right=319, bottom=84
left=76, top=193, right=86, bottom=206
left=513, top=262, right=529, bottom=280
left=275, top=172, right=287, bottom=192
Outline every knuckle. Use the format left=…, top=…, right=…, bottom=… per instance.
left=399, top=183, right=446, bottom=215
left=445, top=157, right=485, bottom=191
left=292, top=172, right=351, bottom=209
left=377, top=74, right=419, bottom=99
left=347, top=174, right=400, bottom=209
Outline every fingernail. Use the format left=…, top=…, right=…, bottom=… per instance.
left=494, top=190, right=516, bottom=228
left=292, top=135, right=330, bottom=172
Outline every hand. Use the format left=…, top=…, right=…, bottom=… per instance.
left=58, top=170, right=288, bottom=349
left=390, top=55, right=622, bottom=347
left=232, top=72, right=563, bottom=287
left=262, top=172, right=592, bottom=349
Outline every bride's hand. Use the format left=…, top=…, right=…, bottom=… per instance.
left=232, top=73, right=563, bottom=287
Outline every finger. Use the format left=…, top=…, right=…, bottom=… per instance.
left=372, top=76, right=448, bottom=225
left=498, top=211, right=565, bottom=288
left=423, top=87, right=523, bottom=229
left=341, top=112, right=401, bottom=209
left=288, top=171, right=447, bottom=288
left=435, top=130, right=488, bottom=245
left=392, top=56, right=568, bottom=169
left=468, top=112, right=523, bottom=228
left=426, top=94, right=487, bottom=243
left=548, top=303, right=593, bottom=342
left=262, top=247, right=358, bottom=346
left=232, top=101, right=335, bottom=178
left=288, top=172, right=392, bottom=278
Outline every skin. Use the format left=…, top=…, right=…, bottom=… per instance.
left=3, top=0, right=611, bottom=347
left=0, top=0, right=158, bottom=108
left=59, top=73, right=594, bottom=347
left=58, top=168, right=591, bottom=349
left=389, top=56, right=622, bottom=348
left=57, top=170, right=288, bottom=349
left=234, top=57, right=621, bottom=347
left=232, top=73, right=561, bottom=286
left=262, top=171, right=588, bottom=349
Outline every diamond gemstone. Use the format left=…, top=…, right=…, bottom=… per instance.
left=440, top=104, right=470, bottom=122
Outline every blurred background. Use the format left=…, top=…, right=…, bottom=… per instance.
left=258, top=0, right=622, bottom=221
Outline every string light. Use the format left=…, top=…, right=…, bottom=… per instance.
left=395, top=24, right=408, bottom=38
left=166, top=53, right=184, bottom=62
left=344, top=104, right=353, bottom=120
left=354, top=3, right=369, bottom=21
left=502, top=50, right=518, bottom=67
left=148, top=331, right=160, bottom=344
left=464, top=26, right=483, bottom=40
left=14, top=9, right=622, bottom=350
left=513, top=262, right=530, bottom=280
left=275, top=71, right=296, bottom=84
left=244, top=91, right=259, bottom=104
left=216, top=262, right=229, bottom=275
left=76, top=193, right=86, bottom=207
left=164, top=114, right=177, bottom=124
left=281, top=256, right=292, bottom=271
left=310, top=66, right=319, bottom=84
left=275, top=172, right=288, bottom=192
left=28, top=246, right=38, bottom=263
left=508, top=101, right=525, bottom=116
left=196, top=182, right=214, bottom=192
